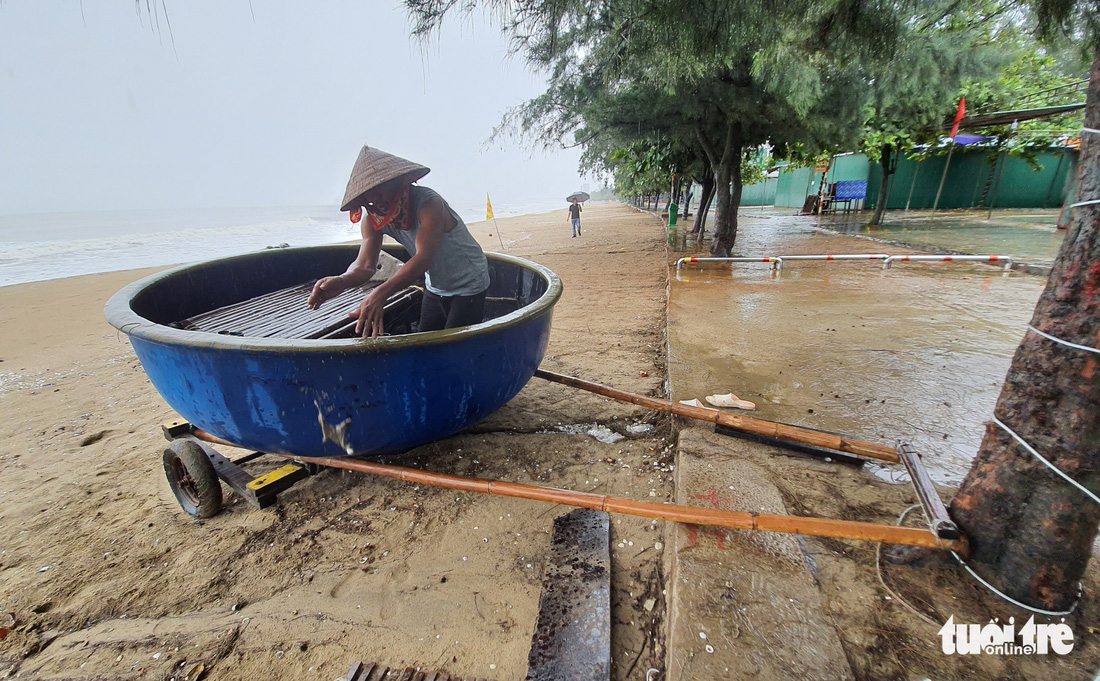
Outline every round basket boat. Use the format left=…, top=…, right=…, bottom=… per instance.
left=105, top=245, right=561, bottom=458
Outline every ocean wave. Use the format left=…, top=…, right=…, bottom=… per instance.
left=0, top=200, right=575, bottom=288
left=0, top=215, right=358, bottom=288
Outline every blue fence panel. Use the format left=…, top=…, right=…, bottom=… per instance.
left=835, top=180, right=867, bottom=201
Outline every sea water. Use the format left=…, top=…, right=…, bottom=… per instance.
left=0, top=200, right=563, bottom=288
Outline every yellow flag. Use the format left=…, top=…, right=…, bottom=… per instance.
left=486, top=193, right=494, bottom=220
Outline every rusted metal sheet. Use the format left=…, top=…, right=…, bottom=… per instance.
left=526, top=508, right=611, bottom=681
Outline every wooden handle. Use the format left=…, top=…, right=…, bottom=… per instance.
left=534, top=369, right=899, bottom=463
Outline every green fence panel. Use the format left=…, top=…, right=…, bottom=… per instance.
left=828, top=154, right=871, bottom=183
left=867, top=148, right=1078, bottom=210
left=773, top=155, right=872, bottom=208
left=774, top=166, right=815, bottom=208
left=740, top=177, right=780, bottom=206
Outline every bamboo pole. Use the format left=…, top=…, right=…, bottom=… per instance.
left=905, top=159, right=920, bottom=211
left=185, top=427, right=961, bottom=550
left=269, top=452, right=965, bottom=552
left=986, top=149, right=1008, bottom=220
left=932, top=143, right=956, bottom=212
left=534, top=369, right=900, bottom=463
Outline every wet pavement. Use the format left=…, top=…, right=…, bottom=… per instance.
left=658, top=204, right=1078, bottom=680
left=668, top=210, right=1050, bottom=484
left=809, top=207, right=1065, bottom=271
left=666, top=430, right=853, bottom=681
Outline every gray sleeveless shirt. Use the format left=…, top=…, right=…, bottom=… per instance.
left=380, top=186, right=490, bottom=297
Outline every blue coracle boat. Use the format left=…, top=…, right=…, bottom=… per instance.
left=105, top=245, right=561, bottom=457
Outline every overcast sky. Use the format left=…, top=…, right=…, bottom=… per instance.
left=0, top=1, right=586, bottom=215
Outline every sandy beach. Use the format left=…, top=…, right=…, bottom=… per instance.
left=0, top=202, right=671, bottom=680
left=4, top=201, right=1100, bottom=681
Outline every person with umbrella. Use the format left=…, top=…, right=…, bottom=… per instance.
left=307, top=145, right=490, bottom=338
left=568, top=197, right=583, bottom=237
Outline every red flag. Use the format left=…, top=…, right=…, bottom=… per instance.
left=949, top=97, right=966, bottom=139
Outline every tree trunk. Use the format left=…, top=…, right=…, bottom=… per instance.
left=948, top=51, right=1100, bottom=611
left=692, top=174, right=715, bottom=234
left=869, top=144, right=893, bottom=226
left=710, top=162, right=733, bottom=256
left=699, top=186, right=715, bottom=236
left=729, top=152, right=743, bottom=244
left=710, top=123, right=744, bottom=257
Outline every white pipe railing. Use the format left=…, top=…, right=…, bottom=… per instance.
left=882, top=255, right=1013, bottom=271
left=675, top=253, right=1015, bottom=276
left=777, top=254, right=890, bottom=263
left=675, top=254, right=889, bottom=275
left=675, top=257, right=783, bottom=274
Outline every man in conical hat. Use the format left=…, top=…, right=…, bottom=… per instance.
left=308, top=146, right=490, bottom=338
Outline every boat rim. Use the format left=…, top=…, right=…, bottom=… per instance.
left=104, top=246, right=563, bottom=354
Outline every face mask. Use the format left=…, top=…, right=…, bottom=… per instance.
left=367, top=185, right=410, bottom=231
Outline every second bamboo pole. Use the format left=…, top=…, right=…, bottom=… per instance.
left=534, top=369, right=900, bottom=463
left=291, top=453, right=965, bottom=552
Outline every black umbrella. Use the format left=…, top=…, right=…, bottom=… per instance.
left=566, top=191, right=590, bottom=203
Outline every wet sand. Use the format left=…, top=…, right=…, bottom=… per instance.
left=0, top=202, right=672, bottom=680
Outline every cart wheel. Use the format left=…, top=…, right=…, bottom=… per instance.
left=163, top=439, right=223, bottom=518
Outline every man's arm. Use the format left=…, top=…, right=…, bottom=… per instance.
left=307, top=223, right=382, bottom=309
left=353, top=196, right=453, bottom=338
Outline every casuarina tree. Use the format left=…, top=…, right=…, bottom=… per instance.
left=405, top=0, right=885, bottom=254
left=948, top=0, right=1100, bottom=610
left=861, top=17, right=1004, bottom=226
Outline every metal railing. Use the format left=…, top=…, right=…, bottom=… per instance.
left=675, top=253, right=1013, bottom=275
left=675, top=256, right=785, bottom=274
left=882, top=254, right=1012, bottom=271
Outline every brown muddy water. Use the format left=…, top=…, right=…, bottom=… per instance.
left=815, top=208, right=1066, bottom=269
left=668, top=211, right=1050, bottom=485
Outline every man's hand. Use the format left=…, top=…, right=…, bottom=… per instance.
left=353, top=288, right=386, bottom=338
left=308, top=275, right=348, bottom=309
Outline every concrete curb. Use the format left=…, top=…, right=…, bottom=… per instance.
left=664, top=427, right=854, bottom=680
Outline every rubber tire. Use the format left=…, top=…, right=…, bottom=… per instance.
left=163, top=439, right=223, bottom=518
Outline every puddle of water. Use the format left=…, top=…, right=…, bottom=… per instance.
left=819, top=209, right=1065, bottom=268
left=668, top=214, right=1047, bottom=484
left=670, top=207, right=1065, bottom=269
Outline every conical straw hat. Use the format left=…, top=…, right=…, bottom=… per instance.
left=341, top=145, right=430, bottom=211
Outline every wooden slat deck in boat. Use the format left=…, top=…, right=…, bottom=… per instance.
left=178, top=280, right=422, bottom=339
